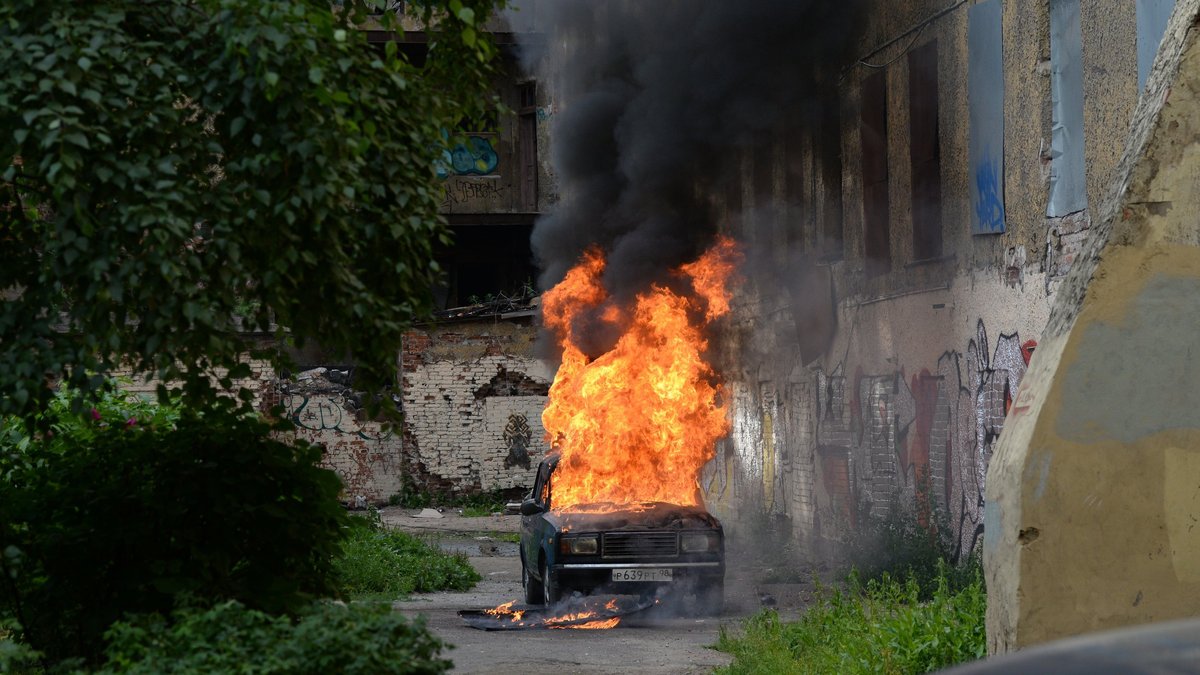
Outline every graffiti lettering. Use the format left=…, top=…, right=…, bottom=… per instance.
left=282, top=393, right=391, bottom=441
left=441, top=179, right=508, bottom=207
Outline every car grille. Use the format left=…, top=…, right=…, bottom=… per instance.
left=601, top=531, right=679, bottom=559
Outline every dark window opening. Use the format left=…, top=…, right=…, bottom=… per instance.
left=860, top=70, right=890, bottom=277
left=908, top=41, right=942, bottom=261
left=818, top=99, right=844, bottom=259
left=433, top=224, right=536, bottom=310
left=518, top=81, right=538, bottom=211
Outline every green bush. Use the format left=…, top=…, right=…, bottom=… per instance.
left=715, top=561, right=986, bottom=674
left=0, top=389, right=350, bottom=667
left=97, top=600, right=451, bottom=674
left=334, top=517, right=480, bottom=600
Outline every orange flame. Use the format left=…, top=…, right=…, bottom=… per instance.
left=483, top=600, right=526, bottom=622
left=553, top=616, right=621, bottom=630
left=541, top=237, right=741, bottom=511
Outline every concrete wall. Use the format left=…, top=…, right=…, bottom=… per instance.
left=708, top=0, right=1150, bottom=565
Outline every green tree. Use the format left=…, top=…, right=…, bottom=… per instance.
left=0, top=0, right=502, bottom=422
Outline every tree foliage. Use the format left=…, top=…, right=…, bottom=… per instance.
left=0, top=0, right=503, bottom=422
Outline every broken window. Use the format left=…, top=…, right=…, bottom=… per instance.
left=860, top=69, right=890, bottom=276
left=908, top=40, right=943, bottom=261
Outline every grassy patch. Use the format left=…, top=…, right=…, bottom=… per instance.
left=334, top=518, right=481, bottom=601
left=715, top=561, right=985, bottom=674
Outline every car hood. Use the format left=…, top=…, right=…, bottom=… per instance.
left=546, top=502, right=722, bottom=532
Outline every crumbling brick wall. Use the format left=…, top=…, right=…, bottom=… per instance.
left=400, top=319, right=552, bottom=495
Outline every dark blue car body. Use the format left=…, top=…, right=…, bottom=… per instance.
left=519, top=455, right=726, bottom=611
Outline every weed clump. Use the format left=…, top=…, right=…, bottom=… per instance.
left=716, top=560, right=985, bottom=674
left=334, top=515, right=481, bottom=600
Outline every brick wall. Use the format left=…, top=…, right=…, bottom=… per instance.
left=400, top=319, right=552, bottom=495
left=108, top=317, right=553, bottom=505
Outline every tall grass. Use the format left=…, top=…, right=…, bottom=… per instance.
left=333, top=517, right=480, bottom=600
left=716, top=560, right=986, bottom=674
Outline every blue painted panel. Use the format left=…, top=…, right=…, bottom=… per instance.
left=969, top=0, right=1005, bottom=235
left=1137, top=0, right=1176, bottom=90
left=1047, top=0, right=1087, bottom=218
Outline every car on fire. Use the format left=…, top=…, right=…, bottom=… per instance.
left=519, top=455, right=725, bottom=612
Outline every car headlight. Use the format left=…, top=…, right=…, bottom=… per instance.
left=561, top=535, right=599, bottom=555
left=680, top=532, right=719, bottom=553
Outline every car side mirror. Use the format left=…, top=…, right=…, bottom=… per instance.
left=520, top=499, right=544, bottom=516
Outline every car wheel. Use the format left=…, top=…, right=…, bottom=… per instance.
left=540, top=557, right=561, bottom=605
left=523, top=554, right=544, bottom=605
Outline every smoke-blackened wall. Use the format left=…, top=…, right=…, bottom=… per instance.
left=521, top=1, right=865, bottom=303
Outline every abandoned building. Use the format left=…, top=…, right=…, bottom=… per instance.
left=692, top=0, right=1180, bottom=572
left=255, top=7, right=559, bottom=504
left=294, top=0, right=1184, bottom=540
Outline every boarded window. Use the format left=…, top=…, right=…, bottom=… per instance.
left=908, top=41, right=942, bottom=261
left=1048, top=0, right=1086, bottom=217
left=860, top=70, right=890, bottom=276
left=1137, top=0, right=1176, bottom=89
left=518, top=81, right=538, bottom=211
left=968, top=0, right=1006, bottom=234
left=818, top=100, right=844, bottom=259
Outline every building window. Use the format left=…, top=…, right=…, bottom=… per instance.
left=818, top=99, right=844, bottom=259
left=518, top=81, right=538, bottom=212
left=1047, top=0, right=1086, bottom=217
left=908, top=40, right=942, bottom=261
left=860, top=70, right=890, bottom=276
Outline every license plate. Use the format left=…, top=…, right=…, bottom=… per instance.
left=611, top=568, right=673, bottom=582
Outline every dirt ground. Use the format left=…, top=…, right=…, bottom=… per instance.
left=381, top=508, right=816, bottom=675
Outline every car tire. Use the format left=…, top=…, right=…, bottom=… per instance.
left=523, top=554, right=544, bottom=605
left=541, top=557, right=561, bottom=605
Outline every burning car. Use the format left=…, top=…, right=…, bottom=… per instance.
left=519, top=455, right=725, bottom=613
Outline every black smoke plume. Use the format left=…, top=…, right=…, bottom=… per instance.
left=520, top=0, right=865, bottom=316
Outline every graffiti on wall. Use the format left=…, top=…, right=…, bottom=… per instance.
left=709, top=318, right=1037, bottom=562
left=810, top=319, right=1036, bottom=560
left=437, top=136, right=499, bottom=178
left=441, top=179, right=508, bottom=207
left=281, top=393, right=391, bottom=441
left=973, top=157, right=1006, bottom=234
left=503, top=413, right=533, bottom=470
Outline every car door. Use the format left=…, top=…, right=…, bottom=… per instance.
left=521, top=461, right=549, bottom=572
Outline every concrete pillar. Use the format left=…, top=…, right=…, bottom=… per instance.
left=985, top=1, right=1200, bottom=653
